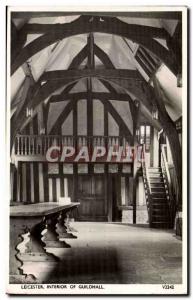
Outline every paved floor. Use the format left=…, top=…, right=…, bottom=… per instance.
left=23, top=222, right=182, bottom=284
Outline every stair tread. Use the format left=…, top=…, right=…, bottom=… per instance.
left=152, top=204, right=168, bottom=206
left=153, top=208, right=169, bottom=211
left=152, top=221, right=170, bottom=223
left=151, top=192, right=166, bottom=194
left=150, top=181, right=164, bottom=183
left=153, top=217, right=170, bottom=219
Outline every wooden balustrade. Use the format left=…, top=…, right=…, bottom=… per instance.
left=14, top=135, right=130, bottom=156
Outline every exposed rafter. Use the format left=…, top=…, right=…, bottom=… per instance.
left=48, top=90, right=161, bottom=131
left=11, top=68, right=158, bottom=144
left=12, top=16, right=177, bottom=76
left=40, top=69, right=143, bottom=81
left=12, top=11, right=182, bottom=20
left=69, top=44, right=88, bottom=69
left=11, top=41, right=91, bottom=149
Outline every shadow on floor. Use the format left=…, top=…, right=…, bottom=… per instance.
left=43, top=247, right=126, bottom=284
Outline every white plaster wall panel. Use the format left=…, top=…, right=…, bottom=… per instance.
left=160, top=19, right=178, bottom=36
left=70, top=78, right=87, bottom=93
left=94, top=33, right=136, bottom=70
left=11, top=67, right=25, bottom=101
left=24, top=33, right=43, bottom=46
left=138, top=176, right=146, bottom=206
left=92, top=78, right=109, bottom=92
left=62, top=111, right=73, bottom=135
left=110, top=100, right=133, bottom=134
left=94, top=55, right=104, bottom=68
left=156, top=65, right=182, bottom=121
left=108, top=113, right=119, bottom=136
left=136, top=209, right=148, bottom=224
left=12, top=18, right=28, bottom=29
left=118, top=17, right=162, bottom=28
left=154, top=38, right=169, bottom=49
left=108, top=35, right=136, bottom=69
left=77, top=100, right=87, bottom=135
left=28, top=16, right=79, bottom=25
left=48, top=178, right=53, bottom=202
left=30, top=46, right=56, bottom=81
left=47, top=101, right=69, bottom=133
left=93, top=100, right=104, bottom=136
left=45, top=35, right=87, bottom=71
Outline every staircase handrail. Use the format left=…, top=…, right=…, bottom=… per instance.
left=141, top=144, right=153, bottom=226
left=161, top=145, right=176, bottom=222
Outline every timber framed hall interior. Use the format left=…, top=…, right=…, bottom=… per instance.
left=9, top=9, right=185, bottom=286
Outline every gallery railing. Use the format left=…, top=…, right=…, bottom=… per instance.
left=14, top=134, right=130, bottom=156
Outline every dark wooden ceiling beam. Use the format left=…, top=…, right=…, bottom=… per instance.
left=68, top=44, right=88, bottom=69
left=12, top=11, right=182, bottom=20
left=49, top=90, right=162, bottom=131
left=12, top=16, right=175, bottom=75
left=14, top=73, right=153, bottom=136
left=11, top=79, right=75, bottom=149
left=11, top=40, right=92, bottom=147
left=19, top=18, right=170, bottom=37
left=11, top=11, right=182, bottom=20
left=50, top=91, right=130, bottom=102
left=40, top=68, right=143, bottom=81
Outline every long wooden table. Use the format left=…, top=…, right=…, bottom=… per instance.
left=10, top=202, right=79, bottom=283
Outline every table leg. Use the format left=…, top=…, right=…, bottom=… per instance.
left=22, top=218, right=58, bottom=262
left=43, top=214, right=70, bottom=248
left=63, top=212, right=77, bottom=239
left=56, top=212, right=73, bottom=245
left=9, top=219, right=36, bottom=283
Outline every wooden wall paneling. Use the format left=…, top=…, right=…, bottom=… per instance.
left=52, top=178, right=57, bottom=202
left=30, top=163, right=35, bottom=203
left=33, top=163, right=40, bottom=203
left=22, top=163, right=27, bottom=203
left=26, top=162, right=31, bottom=203
left=43, top=163, right=49, bottom=202
left=59, top=164, right=64, bottom=197
left=38, top=163, right=44, bottom=202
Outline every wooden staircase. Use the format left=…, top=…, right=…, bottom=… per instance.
left=142, top=146, right=175, bottom=229
left=148, top=167, right=172, bottom=228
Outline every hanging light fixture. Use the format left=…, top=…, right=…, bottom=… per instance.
left=26, top=107, right=33, bottom=117
left=152, top=104, right=159, bottom=120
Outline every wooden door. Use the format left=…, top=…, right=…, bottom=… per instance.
left=77, top=175, right=107, bottom=221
